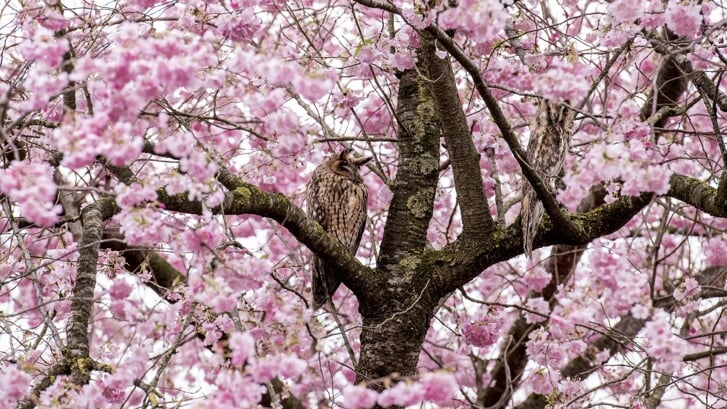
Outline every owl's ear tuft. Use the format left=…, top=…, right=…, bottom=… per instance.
left=351, top=155, right=372, bottom=167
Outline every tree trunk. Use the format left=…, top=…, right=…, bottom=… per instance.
left=356, top=303, right=434, bottom=386
left=353, top=42, right=441, bottom=405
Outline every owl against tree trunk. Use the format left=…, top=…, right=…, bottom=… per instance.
left=306, top=148, right=372, bottom=309
left=521, top=99, right=575, bottom=257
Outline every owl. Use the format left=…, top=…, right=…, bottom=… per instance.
left=306, top=148, right=371, bottom=309
left=521, top=100, right=574, bottom=257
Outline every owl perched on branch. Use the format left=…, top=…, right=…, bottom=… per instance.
left=521, top=100, right=575, bottom=257
left=306, top=148, right=371, bottom=309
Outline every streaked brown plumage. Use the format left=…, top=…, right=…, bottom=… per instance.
left=306, top=148, right=371, bottom=309
left=521, top=99, right=574, bottom=257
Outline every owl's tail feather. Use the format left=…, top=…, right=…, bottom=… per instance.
left=521, top=192, right=544, bottom=259
left=312, top=257, right=342, bottom=309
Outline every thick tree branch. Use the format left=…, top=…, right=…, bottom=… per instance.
left=430, top=192, right=653, bottom=297
left=419, top=31, right=495, bottom=240
left=696, top=84, right=727, bottom=199
left=103, top=146, right=382, bottom=307
left=160, top=167, right=382, bottom=305
left=666, top=174, right=727, bottom=218
left=67, top=198, right=118, bottom=378
left=352, top=0, right=397, bottom=14
left=647, top=33, right=727, bottom=112
left=376, top=67, right=439, bottom=268
left=640, top=28, right=689, bottom=128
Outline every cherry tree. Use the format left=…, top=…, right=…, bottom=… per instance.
left=2, top=0, right=727, bottom=407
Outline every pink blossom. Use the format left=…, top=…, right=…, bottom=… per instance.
left=203, top=291, right=238, bottom=314
left=206, top=191, right=226, bottom=208
left=421, top=372, right=457, bottom=404
left=17, top=67, right=69, bottom=112
left=103, top=121, right=144, bottom=166
left=401, top=8, right=433, bottom=30
left=109, top=281, right=133, bottom=300
left=265, top=110, right=300, bottom=136
left=276, top=354, right=307, bottom=378
left=37, top=9, right=71, bottom=31
left=229, top=331, right=256, bottom=366
left=557, top=378, right=584, bottom=401
left=673, top=277, right=700, bottom=301
left=665, top=2, right=702, bottom=38
left=607, top=0, right=645, bottom=25
left=631, top=304, right=651, bottom=320
left=207, top=371, right=264, bottom=406
left=532, top=59, right=594, bottom=102
left=292, top=68, right=338, bottom=102
left=0, top=160, right=61, bottom=226
left=689, top=44, right=714, bottom=70
left=115, top=182, right=158, bottom=209
left=203, top=321, right=223, bottom=345
left=180, top=222, right=225, bottom=252
left=704, top=237, right=727, bottom=266
left=377, top=381, right=425, bottom=407
left=102, top=384, right=125, bottom=403
left=342, top=385, right=378, bottom=409
left=180, top=150, right=218, bottom=183
left=219, top=11, right=261, bottom=42
left=463, top=319, right=500, bottom=347
left=116, top=207, right=168, bottom=246
left=0, top=364, right=32, bottom=402
left=248, top=354, right=306, bottom=383
left=523, top=263, right=551, bottom=292
left=230, top=0, right=257, bottom=9
left=524, top=297, right=549, bottom=324
left=640, top=310, right=690, bottom=373
left=18, top=25, right=70, bottom=69
left=438, top=0, right=507, bottom=46
left=3, top=0, right=726, bottom=407
left=389, top=52, right=416, bottom=71
left=527, top=370, right=559, bottom=395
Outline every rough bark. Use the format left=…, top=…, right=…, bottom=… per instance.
left=667, top=174, right=727, bottom=218
left=647, top=32, right=727, bottom=113
left=354, top=44, right=441, bottom=401
left=376, top=66, right=439, bottom=271
left=356, top=294, right=437, bottom=388
left=66, top=199, right=116, bottom=380
left=19, top=198, right=118, bottom=409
